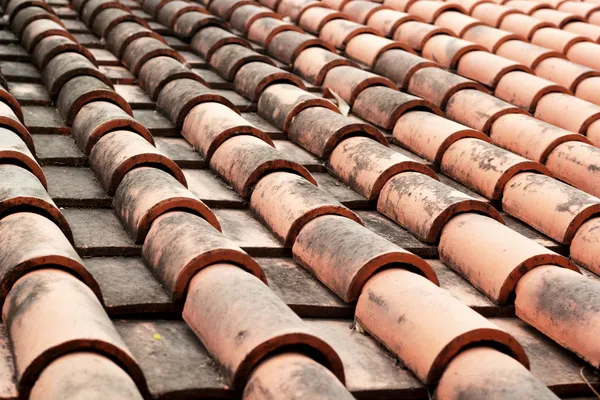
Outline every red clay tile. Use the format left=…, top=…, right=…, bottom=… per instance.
left=534, top=57, right=599, bottom=91
left=566, top=41, right=600, bottom=72
left=504, top=0, right=550, bottom=14
left=113, top=166, right=219, bottom=243
left=534, top=92, right=600, bottom=133
left=575, top=76, right=600, bottom=107
left=0, top=102, right=32, bottom=152
left=321, top=0, right=350, bottom=10
left=407, top=67, right=488, bottom=109
left=234, top=62, right=305, bottom=101
left=329, top=136, right=438, bottom=199
left=408, top=1, right=467, bottom=23
left=183, top=263, right=344, bottom=387
left=457, top=50, right=531, bottom=88
left=421, top=35, right=485, bottom=69
left=89, top=130, right=184, bottom=194
left=156, top=78, right=237, bottom=127
left=191, top=26, right=250, bottom=62
left=356, top=268, right=527, bottom=383
left=471, top=2, right=521, bottom=27
left=377, top=172, right=503, bottom=243
left=495, top=70, right=570, bottom=112
left=0, top=208, right=95, bottom=304
left=490, top=113, right=588, bottom=163
left=571, top=217, right=600, bottom=274
left=531, top=27, right=590, bottom=54
left=446, top=89, right=528, bottom=133
left=157, top=1, right=206, bottom=28
left=143, top=211, right=265, bottom=300
left=545, top=141, right=600, bottom=197
left=258, top=0, right=283, bottom=10
left=209, top=0, right=253, bottom=20
left=345, top=34, right=412, bottom=67
left=441, top=138, right=550, bottom=199
left=6, top=0, right=54, bottom=21
left=352, top=86, right=437, bottom=130
left=560, top=1, right=600, bottom=19
left=122, top=36, right=187, bottom=75
left=293, top=215, right=437, bottom=301
left=434, top=11, right=484, bottom=37
left=288, top=107, right=386, bottom=157
left=42, top=52, right=112, bottom=98
left=3, top=269, right=145, bottom=397
left=106, top=22, right=167, bottom=58
left=495, top=40, right=564, bottom=69
left=140, top=56, right=205, bottom=101
left=563, top=21, right=600, bottom=42
left=500, top=13, right=553, bottom=40
left=30, top=353, right=144, bottom=400
left=81, top=0, right=129, bottom=27
left=462, top=25, right=524, bottom=53
left=393, top=21, right=454, bottom=51
left=230, top=4, right=280, bottom=33
left=0, top=128, right=45, bottom=185
left=258, top=83, right=338, bottom=131
left=142, top=0, right=170, bottom=16
left=373, top=50, right=439, bottom=90
left=452, top=0, right=494, bottom=14
left=532, top=8, right=584, bottom=27
left=211, top=44, right=274, bottom=81
left=437, top=347, right=557, bottom=399
left=71, top=101, right=153, bottom=154
left=244, top=353, right=353, bottom=400
left=514, top=265, right=600, bottom=367
left=183, top=102, right=274, bottom=160
left=394, top=110, right=491, bottom=164
left=322, top=65, right=396, bottom=106
left=319, top=19, right=380, bottom=50
left=173, top=11, right=226, bottom=40
left=210, top=135, right=316, bottom=197
left=439, top=212, right=578, bottom=303
left=343, top=0, right=389, bottom=24
left=56, top=75, right=132, bottom=124
left=250, top=171, right=361, bottom=245
left=276, top=0, right=321, bottom=21
left=268, top=31, right=335, bottom=65
left=32, top=36, right=96, bottom=70
left=22, top=19, right=76, bottom=53
left=293, top=47, right=357, bottom=85
left=92, top=8, right=149, bottom=37
left=367, top=8, right=416, bottom=37
left=247, top=17, right=303, bottom=48
left=298, top=7, right=346, bottom=34
left=11, top=7, right=64, bottom=37
left=503, top=172, right=600, bottom=244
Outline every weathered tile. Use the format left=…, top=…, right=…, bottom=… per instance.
left=23, top=107, right=69, bottom=134
left=44, top=166, right=110, bottom=207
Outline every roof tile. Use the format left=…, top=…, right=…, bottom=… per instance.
left=319, top=18, right=379, bottom=50
left=435, top=10, right=484, bottom=36
left=545, top=141, right=600, bottom=198
left=91, top=7, right=149, bottom=37
left=439, top=212, right=577, bottom=303
left=534, top=91, right=600, bottom=133
left=230, top=4, right=280, bottom=33
left=247, top=17, right=303, bottom=47
left=422, top=34, right=485, bottom=69
left=157, top=1, right=206, bottom=28
left=298, top=6, right=346, bottom=34
left=471, top=2, right=520, bottom=27
left=293, top=46, right=356, bottom=85
left=323, top=65, right=396, bottom=105
left=495, top=70, right=569, bottom=111
left=182, top=263, right=344, bottom=387
left=366, top=8, right=416, bottom=37
left=356, top=268, right=527, bottom=383
left=172, top=11, right=225, bottom=40
left=211, top=44, right=274, bottom=80
left=276, top=0, right=321, bottom=21
left=393, top=20, right=453, bottom=50
left=235, top=61, right=305, bottom=100
left=500, top=12, right=553, bottom=39
left=191, top=26, right=249, bottom=62
left=378, top=171, right=503, bottom=243
left=345, top=33, right=411, bottom=66
left=457, top=50, right=531, bottom=88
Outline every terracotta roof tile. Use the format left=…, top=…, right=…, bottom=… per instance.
left=2, top=0, right=600, bottom=395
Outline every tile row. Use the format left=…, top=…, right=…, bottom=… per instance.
left=73, top=0, right=564, bottom=396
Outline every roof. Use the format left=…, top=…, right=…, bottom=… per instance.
left=0, top=0, right=599, bottom=397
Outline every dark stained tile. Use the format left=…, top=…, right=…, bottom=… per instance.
left=273, top=140, right=323, bottom=172
left=73, top=33, right=104, bottom=48
left=100, top=66, right=136, bottom=84
left=0, top=61, right=40, bottom=82
left=62, top=19, right=89, bottom=33
left=115, top=84, right=155, bottom=109
left=23, top=107, right=69, bottom=134
left=85, top=258, right=175, bottom=315
left=155, top=137, right=204, bottom=168
left=132, top=109, right=178, bottom=136
left=163, top=35, right=190, bottom=51
left=89, top=48, right=120, bottom=66
left=313, top=172, right=369, bottom=209
left=181, top=51, right=209, bottom=68
left=31, top=134, right=84, bottom=165
left=213, top=209, right=285, bottom=256
left=241, top=112, right=283, bottom=139
left=193, top=68, right=232, bottom=89
left=8, top=82, right=51, bottom=105
left=63, top=208, right=140, bottom=256
left=213, top=88, right=254, bottom=111
left=44, top=166, right=110, bottom=207
left=0, top=44, right=30, bottom=61
left=183, top=169, right=245, bottom=208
